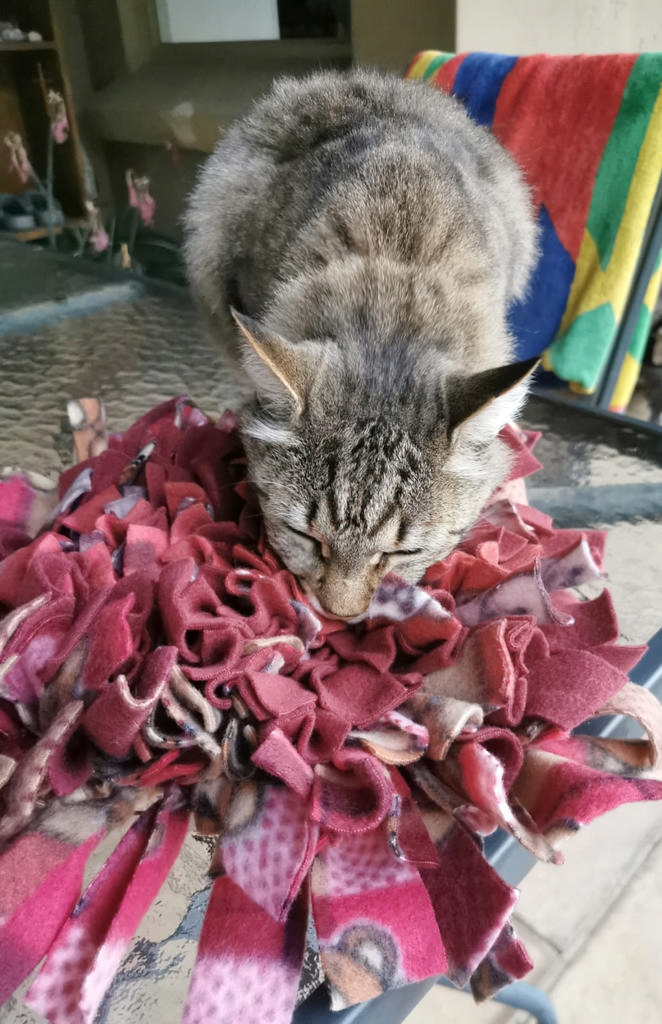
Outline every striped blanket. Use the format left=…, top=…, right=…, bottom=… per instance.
left=407, top=51, right=662, bottom=411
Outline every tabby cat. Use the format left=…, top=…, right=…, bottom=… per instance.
left=184, top=69, right=538, bottom=619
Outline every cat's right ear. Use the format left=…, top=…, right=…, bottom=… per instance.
left=231, top=308, right=309, bottom=416
left=445, top=357, right=539, bottom=437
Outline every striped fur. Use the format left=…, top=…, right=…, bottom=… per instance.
left=185, top=70, right=538, bottom=616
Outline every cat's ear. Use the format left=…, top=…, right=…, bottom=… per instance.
left=231, top=308, right=310, bottom=415
left=446, top=357, right=539, bottom=437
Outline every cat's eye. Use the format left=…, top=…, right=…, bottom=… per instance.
left=372, top=548, right=423, bottom=569
left=285, top=524, right=330, bottom=559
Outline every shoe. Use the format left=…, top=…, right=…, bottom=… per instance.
left=0, top=195, right=36, bottom=231
left=0, top=26, right=26, bottom=42
left=22, top=191, right=64, bottom=227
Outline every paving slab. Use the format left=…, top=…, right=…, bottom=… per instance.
left=514, top=799, right=662, bottom=954
left=549, top=838, right=662, bottom=1024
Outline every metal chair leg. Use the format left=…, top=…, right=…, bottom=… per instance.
left=593, top=176, right=662, bottom=409
left=492, top=981, right=557, bottom=1023
left=437, top=976, right=557, bottom=1024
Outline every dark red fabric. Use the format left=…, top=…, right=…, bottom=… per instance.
left=1, top=400, right=661, bottom=1022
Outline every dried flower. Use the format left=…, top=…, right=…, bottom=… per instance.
left=46, top=90, right=69, bottom=144
left=91, top=226, right=109, bottom=254
left=126, top=168, right=156, bottom=226
left=84, top=199, right=109, bottom=253
left=3, top=131, right=32, bottom=185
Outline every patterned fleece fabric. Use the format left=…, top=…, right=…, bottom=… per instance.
left=0, top=397, right=661, bottom=1024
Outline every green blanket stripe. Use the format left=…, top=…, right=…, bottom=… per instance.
left=586, top=54, right=662, bottom=270
left=551, top=244, right=661, bottom=388
left=550, top=303, right=616, bottom=390
left=421, top=53, right=454, bottom=79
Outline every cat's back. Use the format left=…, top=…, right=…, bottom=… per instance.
left=185, top=69, right=536, bottom=354
left=239, top=70, right=512, bottom=251
left=203, top=68, right=521, bottom=245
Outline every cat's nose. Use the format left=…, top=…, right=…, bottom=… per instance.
left=303, top=581, right=371, bottom=620
left=314, top=570, right=374, bottom=620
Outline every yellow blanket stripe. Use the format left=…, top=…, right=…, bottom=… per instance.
left=406, top=52, right=442, bottom=79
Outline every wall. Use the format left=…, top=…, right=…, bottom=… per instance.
left=351, top=0, right=455, bottom=72
left=457, top=0, right=662, bottom=54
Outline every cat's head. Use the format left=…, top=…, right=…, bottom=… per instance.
left=232, top=310, right=537, bottom=619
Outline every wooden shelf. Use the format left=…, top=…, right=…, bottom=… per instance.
left=0, top=41, right=56, bottom=52
left=0, top=224, right=63, bottom=243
